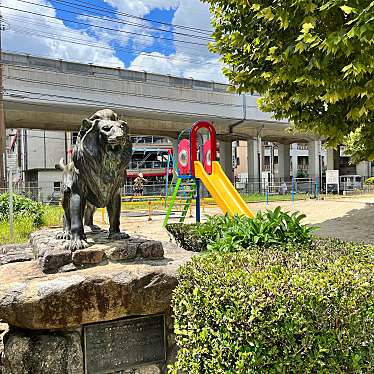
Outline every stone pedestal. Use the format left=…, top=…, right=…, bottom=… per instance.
left=31, top=227, right=164, bottom=274
left=0, top=229, right=194, bottom=374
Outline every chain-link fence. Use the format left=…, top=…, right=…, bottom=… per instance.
left=0, top=182, right=61, bottom=204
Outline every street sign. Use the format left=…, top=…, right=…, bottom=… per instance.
left=326, top=170, right=339, bottom=194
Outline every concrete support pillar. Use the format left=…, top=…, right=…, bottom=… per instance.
left=247, top=138, right=262, bottom=193
left=356, top=161, right=370, bottom=178
left=219, top=140, right=234, bottom=182
left=308, top=140, right=321, bottom=179
left=291, top=143, right=298, bottom=177
left=326, top=148, right=334, bottom=170
left=256, top=137, right=263, bottom=181
left=277, top=143, right=291, bottom=181
left=326, top=148, right=339, bottom=170
left=247, top=139, right=259, bottom=180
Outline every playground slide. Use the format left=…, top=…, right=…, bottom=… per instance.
left=194, top=161, right=254, bottom=218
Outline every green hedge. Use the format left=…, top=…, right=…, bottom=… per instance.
left=170, top=239, right=374, bottom=373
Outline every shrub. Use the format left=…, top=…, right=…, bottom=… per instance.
left=0, top=193, right=44, bottom=227
left=167, top=208, right=314, bottom=252
left=364, top=177, right=374, bottom=185
left=170, top=239, right=374, bottom=373
left=166, top=223, right=208, bottom=252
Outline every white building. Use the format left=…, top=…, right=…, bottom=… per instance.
left=234, top=140, right=373, bottom=183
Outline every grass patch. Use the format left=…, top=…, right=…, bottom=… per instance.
left=43, top=205, right=63, bottom=227
left=0, top=216, right=35, bottom=244
left=242, top=192, right=309, bottom=202
left=0, top=204, right=63, bottom=245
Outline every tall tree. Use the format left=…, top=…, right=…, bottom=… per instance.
left=203, top=0, right=374, bottom=161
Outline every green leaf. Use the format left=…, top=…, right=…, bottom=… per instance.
left=302, top=22, right=314, bottom=33
left=340, top=5, right=354, bottom=14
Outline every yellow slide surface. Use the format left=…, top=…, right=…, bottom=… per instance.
left=194, top=161, right=254, bottom=218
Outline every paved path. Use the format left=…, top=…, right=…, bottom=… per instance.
left=94, top=195, right=374, bottom=244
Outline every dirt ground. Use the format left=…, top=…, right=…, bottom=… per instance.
left=94, top=195, right=374, bottom=244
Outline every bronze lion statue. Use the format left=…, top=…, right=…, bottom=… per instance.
left=57, top=109, right=132, bottom=251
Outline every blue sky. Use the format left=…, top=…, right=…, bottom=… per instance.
left=3, top=0, right=226, bottom=82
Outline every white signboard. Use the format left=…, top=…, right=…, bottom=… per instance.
left=326, top=170, right=339, bottom=194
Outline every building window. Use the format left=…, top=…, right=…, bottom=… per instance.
left=54, top=181, right=61, bottom=191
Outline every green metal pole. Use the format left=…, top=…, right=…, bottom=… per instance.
left=163, top=178, right=182, bottom=227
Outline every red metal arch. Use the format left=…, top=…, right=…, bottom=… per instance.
left=190, top=121, right=216, bottom=176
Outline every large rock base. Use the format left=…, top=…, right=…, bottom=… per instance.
left=2, top=321, right=174, bottom=374
left=31, top=227, right=164, bottom=273
left=0, top=235, right=192, bottom=374
left=3, top=330, right=83, bottom=374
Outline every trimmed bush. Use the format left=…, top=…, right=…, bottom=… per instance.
left=167, top=208, right=314, bottom=252
left=364, top=177, right=374, bottom=185
left=0, top=193, right=44, bottom=227
left=170, top=239, right=374, bottom=373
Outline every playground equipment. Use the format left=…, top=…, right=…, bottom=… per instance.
left=163, top=121, right=254, bottom=226
left=163, top=142, right=198, bottom=226
left=194, top=161, right=254, bottom=217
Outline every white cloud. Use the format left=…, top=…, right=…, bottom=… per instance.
left=129, top=51, right=225, bottom=82
left=128, top=0, right=227, bottom=83
left=76, top=0, right=179, bottom=60
left=104, top=0, right=179, bottom=17
left=130, top=51, right=187, bottom=75
left=3, top=0, right=124, bottom=67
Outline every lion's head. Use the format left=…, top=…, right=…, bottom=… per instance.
left=74, top=109, right=132, bottom=164
left=78, top=109, right=130, bottom=152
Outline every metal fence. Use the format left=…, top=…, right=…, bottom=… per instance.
left=2, top=178, right=374, bottom=204
left=128, top=161, right=168, bottom=170
left=122, top=183, right=166, bottom=197
left=0, top=184, right=61, bottom=204
left=234, top=178, right=317, bottom=195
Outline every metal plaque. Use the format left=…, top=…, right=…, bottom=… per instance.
left=84, top=314, right=166, bottom=374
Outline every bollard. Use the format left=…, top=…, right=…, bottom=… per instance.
left=101, top=208, right=105, bottom=224
left=9, top=169, right=14, bottom=241
left=148, top=201, right=152, bottom=221
left=292, top=177, right=295, bottom=206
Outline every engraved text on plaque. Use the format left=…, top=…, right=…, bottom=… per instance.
left=84, top=314, right=166, bottom=373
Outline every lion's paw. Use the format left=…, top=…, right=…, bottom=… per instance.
left=108, top=232, right=130, bottom=240
left=56, top=231, right=71, bottom=240
left=65, top=238, right=89, bottom=252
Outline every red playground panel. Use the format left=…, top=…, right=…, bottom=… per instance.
left=178, top=138, right=191, bottom=175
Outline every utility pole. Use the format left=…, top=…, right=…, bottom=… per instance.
left=0, top=4, right=6, bottom=189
